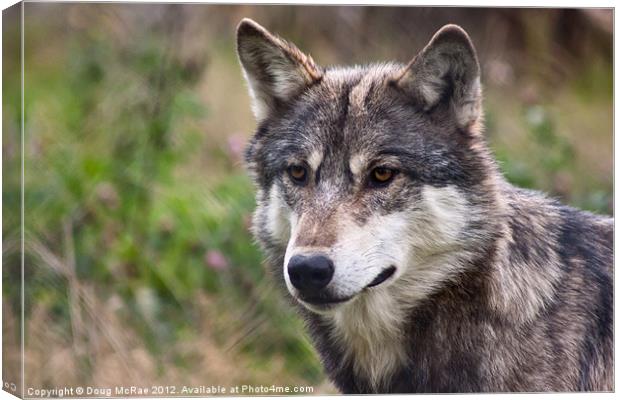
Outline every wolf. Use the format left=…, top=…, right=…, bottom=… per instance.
left=236, top=18, right=613, bottom=393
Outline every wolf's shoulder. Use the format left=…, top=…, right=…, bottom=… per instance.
left=503, top=185, right=612, bottom=269
left=482, top=184, right=611, bottom=325
left=505, top=185, right=612, bottom=232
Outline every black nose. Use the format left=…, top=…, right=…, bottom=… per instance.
left=287, top=254, right=334, bottom=293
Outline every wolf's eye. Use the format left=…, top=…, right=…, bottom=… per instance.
left=369, top=167, right=397, bottom=187
left=288, top=165, right=308, bottom=185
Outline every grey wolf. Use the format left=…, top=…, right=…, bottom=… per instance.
left=235, top=18, right=613, bottom=393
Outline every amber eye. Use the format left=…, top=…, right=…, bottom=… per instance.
left=369, top=167, right=397, bottom=187
left=288, top=165, right=308, bottom=185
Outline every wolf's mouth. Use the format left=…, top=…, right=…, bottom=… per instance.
left=294, top=266, right=397, bottom=311
left=366, top=266, right=397, bottom=288
left=299, top=294, right=352, bottom=306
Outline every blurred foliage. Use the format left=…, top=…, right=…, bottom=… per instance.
left=5, top=4, right=323, bottom=390
left=2, top=4, right=612, bottom=393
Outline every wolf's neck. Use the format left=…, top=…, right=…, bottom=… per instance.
left=326, top=290, right=410, bottom=391
left=320, top=193, right=508, bottom=391
left=322, top=246, right=473, bottom=390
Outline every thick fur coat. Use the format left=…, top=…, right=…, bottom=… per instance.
left=236, top=19, right=614, bottom=393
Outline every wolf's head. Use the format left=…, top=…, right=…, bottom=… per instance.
left=237, top=19, right=501, bottom=314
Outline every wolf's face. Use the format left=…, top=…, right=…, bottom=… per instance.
left=238, top=20, right=495, bottom=314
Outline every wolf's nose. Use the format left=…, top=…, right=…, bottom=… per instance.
left=287, top=254, right=334, bottom=293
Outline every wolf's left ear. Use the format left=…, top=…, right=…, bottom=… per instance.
left=236, top=18, right=323, bottom=122
left=392, top=24, right=482, bottom=130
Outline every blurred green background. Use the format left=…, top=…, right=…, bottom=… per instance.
left=3, top=4, right=612, bottom=395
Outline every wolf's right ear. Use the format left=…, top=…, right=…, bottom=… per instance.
left=236, top=18, right=323, bottom=122
left=392, top=25, right=482, bottom=130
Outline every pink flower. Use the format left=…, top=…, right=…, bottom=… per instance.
left=204, top=250, right=229, bottom=271
left=227, top=134, right=246, bottom=163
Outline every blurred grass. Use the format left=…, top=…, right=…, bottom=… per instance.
left=2, top=4, right=612, bottom=394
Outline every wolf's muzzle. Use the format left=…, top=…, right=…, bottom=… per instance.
left=287, top=254, right=334, bottom=295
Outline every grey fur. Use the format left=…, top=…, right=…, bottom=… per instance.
left=236, top=19, right=613, bottom=393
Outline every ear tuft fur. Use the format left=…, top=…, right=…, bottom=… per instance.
left=393, top=24, right=482, bottom=130
left=236, top=18, right=323, bottom=122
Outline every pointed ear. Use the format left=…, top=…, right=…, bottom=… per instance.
left=392, top=24, right=482, bottom=130
left=236, top=18, right=323, bottom=122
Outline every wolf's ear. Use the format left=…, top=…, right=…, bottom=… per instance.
left=236, top=18, right=323, bottom=122
left=392, top=24, right=482, bottom=130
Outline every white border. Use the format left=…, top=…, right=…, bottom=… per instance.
left=0, top=2, right=615, bottom=400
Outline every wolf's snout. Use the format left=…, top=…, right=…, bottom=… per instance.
left=287, top=254, right=334, bottom=293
